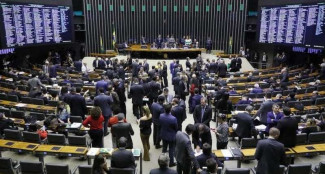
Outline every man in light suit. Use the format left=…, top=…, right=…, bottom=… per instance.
left=159, top=103, right=178, bottom=167
left=129, top=78, right=145, bottom=119
left=255, top=127, right=286, bottom=174
left=94, top=87, right=113, bottom=136
left=111, top=137, right=136, bottom=169
left=234, top=105, right=256, bottom=143
left=266, top=104, right=284, bottom=133
left=175, top=124, right=200, bottom=174
left=150, top=153, right=177, bottom=174
left=255, top=93, right=275, bottom=125
left=42, top=61, right=50, bottom=74
left=111, top=114, right=134, bottom=149
left=193, top=97, right=212, bottom=127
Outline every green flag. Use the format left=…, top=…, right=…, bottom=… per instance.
left=229, top=36, right=233, bottom=54
left=100, top=36, right=105, bottom=53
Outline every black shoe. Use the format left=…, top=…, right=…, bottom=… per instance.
left=169, top=163, right=176, bottom=167
left=155, top=145, right=162, bottom=149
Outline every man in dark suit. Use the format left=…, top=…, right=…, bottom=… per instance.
left=251, top=83, right=263, bottom=94
left=277, top=107, right=298, bottom=148
left=186, top=57, right=191, bottom=71
left=111, top=137, right=136, bottom=169
left=280, top=67, right=289, bottom=90
left=190, top=88, right=203, bottom=113
left=196, top=143, right=223, bottom=169
left=266, top=104, right=284, bottom=133
left=193, top=98, right=212, bottom=127
left=230, top=56, right=237, bottom=72
left=192, top=123, right=212, bottom=149
left=255, top=127, right=286, bottom=174
left=49, top=63, right=57, bottom=78
left=151, top=96, right=165, bottom=149
left=175, top=124, right=200, bottom=174
left=94, top=87, right=113, bottom=136
left=209, top=59, right=218, bottom=73
left=150, top=153, right=177, bottom=174
left=95, top=76, right=109, bottom=94
left=159, top=103, right=178, bottom=167
left=172, top=73, right=181, bottom=95
left=143, top=59, right=149, bottom=73
left=234, top=105, right=256, bottom=143
left=111, top=114, right=134, bottom=149
left=129, top=78, right=145, bottom=119
left=92, top=57, right=100, bottom=69
left=161, top=61, right=168, bottom=88
left=74, top=59, right=82, bottom=72
left=216, top=59, right=227, bottom=78
left=68, top=87, right=87, bottom=120
left=171, top=98, right=186, bottom=131
left=255, top=93, right=274, bottom=125
left=235, top=55, right=242, bottom=71
left=132, top=59, right=139, bottom=77
left=113, top=79, right=126, bottom=115
left=178, top=76, right=187, bottom=101
left=148, top=76, right=162, bottom=105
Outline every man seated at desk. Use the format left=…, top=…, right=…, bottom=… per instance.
left=0, top=113, right=14, bottom=136
left=111, top=137, right=136, bottom=169
left=236, top=96, right=252, bottom=106
left=250, top=83, right=263, bottom=94
left=196, top=143, right=223, bottom=169
left=149, top=153, right=177, bottom=174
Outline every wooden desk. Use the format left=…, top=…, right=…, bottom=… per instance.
left=59, top=146, right=88, bottom=157
left=0, top=100, right=56, bottom=113
left=0, top=87, right=28, bottom=96
left=90, top=53, right=118, bottom=57
left=241, top=148, right=295, bottom=158
left=0, top=139, right=38, bottom=156
left=292, top=144, right=321, bottom=156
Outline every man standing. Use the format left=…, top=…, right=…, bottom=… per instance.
left=129, top=78, right=145, bottom=119
left=111, top=114, right=134, bottom=149
left=171, top=98, right=186, bottom=131
left=159, top=104, right=178, bottom=167
left=234, top=105, right=256, bottom=143
left=255, top=127, right=286, bottom=174
left=193, top=98, right=212, bottom=127
left=266, top=104, right=284, bottom=133
left=192, top=123, right=212, bottom=149
left=190, top=88, right=203, bottom=113
left=206, top=37, right=212, bottom=54
left=68, top=87, right=87, bottom=120
left=163, top=88, right=173, bottom=104
left=216, top=59, right=227, bottom=78
left=161, top=61, right=168, bottom=88
left=95, top=76, right=109, bottom=95
left=255, top=93, right=274, bottom=126
left=94, top=88, right=113, bottom=136
left=235, top=55, right=242, bottom=72
left=113, top=79, right=126, bottom=115
left=151, top=96, right=165, bottom=149
left=175, top=124, right=200, bottom=174
left=148, top=76, right=162, bottom=105
left=277, top=107, right=298, bottom=148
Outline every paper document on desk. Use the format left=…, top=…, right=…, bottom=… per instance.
left=5, top=78, right=13, bottom=82
left=221, top=150, right=232, bottom=157
left=15, top=103, right=27, bottom=107
left=132, top=149, right=141, bottom=156
left=100, top=148, right=113, bottom=155
left=87, top=148, right=99, bottom=157
left=194, top=149, right=203, bottom=156
left=255, top=125, right=266, bottom=131
left=70, top=123, right=82, bottom=129
left=232, top=123, right=238, bottom=130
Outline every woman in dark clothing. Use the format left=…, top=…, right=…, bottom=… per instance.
left=139, top=105, right=152, bottom=161
left=93, top=154, right=109, bottom=174
left=83, top=107, right=104, bottom=147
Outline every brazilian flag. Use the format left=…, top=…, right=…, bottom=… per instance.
left=112, top=25, right=116, bottom=48
left=100, top=36, right=105, bottom=53
left=228, top=36, right=233, bottom=54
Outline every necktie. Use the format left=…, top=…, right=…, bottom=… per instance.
left=201, top=106, right=205, bottom=122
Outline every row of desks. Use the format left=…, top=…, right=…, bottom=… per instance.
left=0, top=100, right=56, bottom=113
left=213, top=143, right=325, bottom=168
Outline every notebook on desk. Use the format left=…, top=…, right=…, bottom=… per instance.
left=132, top=149, right=141, bottom=156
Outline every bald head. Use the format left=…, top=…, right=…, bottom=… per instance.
left=269, top=127, right=280, bottom=139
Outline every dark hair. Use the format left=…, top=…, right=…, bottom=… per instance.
left=76, top=87, right=82, bottom=93
left=265, top=92, right=272, bottom=99
left=202, top=143, right=212, bottom=155
left=289, top=92, right=296, bottom=98
left=118, top=137, right=127, bottom=148
left=185, top=124, right=195, bottom=135
left=164, top=103, right=172, bottom=113
left=221, top=93, right=229, bottom=101
left=158, top=96, right=165, bottom=103
left=93, top=154, right=106, bottom=173
left=219, top=114, right=227, bottom=122
left=194, top=88, right=199, bottom=94
left=282, top=106, right=291, bottom=116
left=91, top=107, right=102, bottom=120
left=206, top=158, right=217, bottom=172
left=99, top=87, right=105, bottom=93
left=61, top=86, right=68, bottom=94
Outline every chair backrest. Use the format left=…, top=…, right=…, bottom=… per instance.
left=306, top=87, right=316, bottom=93
left=272, top=91, right=282, bottom=97
left=308, top=132, right=325, bottom=144
left=10, top=110, right=25, bottom=119
left=68, top=136, right=87, bottom=147
left=0, top=93, right=7, bottom=100
left=47, top=134, right=66, bottom=145
left=296, top=133, right=307, bottom=145
left=287, top=101, right=299, bottom=108
left=292, top=115, right=302, bottom=123
left=245, top=93, right=256, bottom=99
left=315, top=98, right=325, bottom=105
left=241, top=138, right=257, bottom=149
left=31, top=98, right=44, bottom=105
left=47, top=100, right=59, bottom=107
left=20, top=161, right=44, bottom=174
left=225, top=168, right=250, bottom=174
left=0, top=108, right=11, bottom=117
left=256, top=93, right=266, bottom=99
left=109, top=167, right=135, bottom=174
left=319, top=161, right=325, bottom=174
left=45, top=164, right=69, bottom=174
left=7, top=95, right=18, bottom=102
left=317, top=85, right=325, bottom=91
left=0, top=157, right=15, bottom=174
left=21, top=97, right=32, bottom=104
left=236, top=104, right=248, bottom=111
left=29, top=112, right=45, bottom=121
left=78, top=165, right=93, bottom=174
left=287, top=164, right=311, bottom=174
left=4, top=129, right=22, bottom=141
left=70, top=116, right=83, bottom=123
left=301, top=100, right=312, bottom=106
left=23, top=131, right=41, bottom=144
left=296, top=89, right=306, bottom=94
left=283, top=90, right=293, bottom=96
left=306, top=113, right=321, bottom=120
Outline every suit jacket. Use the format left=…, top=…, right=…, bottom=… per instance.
left=129, top=84, right=144, bottom=105
left=266, top=112, right=284, bottom=132
left=92, top=59, right=99, bottom=69
left=112, top=122, right=134, bottom=149
left=68, top=94, right=87, bottom=119
left=175, top=131, right=200, bottom=169
left=178, top=80, right=186, bottom=98
left=186, top=61, right=191, bottom=70
left=236, top=58, right=242, bottom=69
left=209, top=62, right=218, bottom=73
left=94, top=94, right=113, bottom=117
left=151, top=102, right=164, bottom=124
left=216, top=63, right=227, bottom=77
left=95, top=80, right=109, bottom=94
left=196, top=153, right=223, bottom=169
left=235, top=112, right=255, bottom=138
left=171, top=105, right=185, bottom=130
left=251, top=87, right=263, bottom=94
left=111, top=148, right=136, bottom=169
left=132, top=62, right=139, bottom=76
left=172, top=76, right=181, bottom=93
left=148, top=81, right=161, bottom=100
left=150, top=168, right=177, bottom=174
left=163, top=94, right=173, bottom=104
left=191, top=94, right=203, bottom=112
left=230, top=59, right=237, bottom=70
left=159, top=113, right=178, bottom=141
left=193, top=105, right=212, bottom=127
left=277, top=116, right=298, bottom=148
left=192, top=123, right=212, bottom=148
left=255, top=138, right=286, bottom=174
left=256, top=100, right=275, bottom=124
left=74, top=61, right=82, bottom=72
left=42, top=65, right=50, bottom=74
